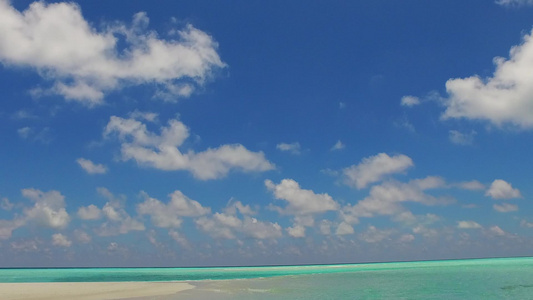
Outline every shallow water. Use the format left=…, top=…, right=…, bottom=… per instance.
left=172, top=257, right=533, bottom=299
left=2, top=257, right=532, bottom=299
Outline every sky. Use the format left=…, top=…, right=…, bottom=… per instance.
left=0, top=0, right=533, bottom=267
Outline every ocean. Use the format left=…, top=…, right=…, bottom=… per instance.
left=1, top=257, right=532, bottom=299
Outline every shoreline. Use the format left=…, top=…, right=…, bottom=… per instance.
left=0, top=281, right=196, bottom=300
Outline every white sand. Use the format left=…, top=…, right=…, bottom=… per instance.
left=0, top=282, right=195, bottom=300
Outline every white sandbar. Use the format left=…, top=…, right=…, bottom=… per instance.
left=0, top=281, right=195, bottom=300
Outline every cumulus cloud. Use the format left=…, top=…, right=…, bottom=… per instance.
left=359, top=225, right=393, bottom=242
left=129, top=110, right=158, bottom=122
left=77, top=204, right=102, bottom=220
left=286, top=225, right=306, bottom=238
left=449, top=130, right=476, bottom=146
left=52, top=233, right=71, bottom=247
left=342, top=177, right=450, bottom=222
left=11, top=239, right=40, bottom=252
left=400, top=95, right=421, bottom=107
left=0, top=219, right=24, bottom=240
left=319, top=220, right=332, bottom=235
left=22, top=188, right=70, bottom=229
left=137, top=190, right=210, bottom=228
left=223, top=199, right=257, bottom=216
left=1, top=197, right=14, bottom=211
left=74, top=230, right=91, bottom=243
left=330, top=140, right=345, bottom=151
left=265, top=179, right=339, bottom=215
left=485, top=179, right=521, bottom=199
left=335, top=222, right=355, bottom=235
left=442, top=29, right=533, bottom=128
left=1, top=190, right=71, bottom=239
left=488, top=225, right=506, bottom=236
left=343, top=153, right=414, bottom=189
left=195, top=204, right=282, bottom=240
left=398, top=234, right=415, bottom=243
left=457, top=220, right=482, bottom=229
left=104, top=115, right=274, bottom=180
left=456, top=180, right=485, bottom=191
left=276, top=142, right=301, bottom=155
left=83, top=188, right=145, bottom=236
left=168, top=230, right=191, bottom=249
left=0, top=0, right=226, bottom=106
left=520, top=220, right=533, bottom=228
left=76, top=158, right=107, bottom=174
left=493, top=203, right=518, bottom=212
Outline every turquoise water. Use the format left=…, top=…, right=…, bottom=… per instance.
left=1, top=257, right=533, bottom=299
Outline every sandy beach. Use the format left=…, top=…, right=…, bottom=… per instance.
left=0, top=282, right=195, bottom=300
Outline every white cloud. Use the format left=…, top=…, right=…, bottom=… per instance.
left=129, top=110, right=158, bottom=122
left=196, top=211, right=282, bottom=240
left=0, top=219, right=24, bottom=240
left=359, top=225, right=392, bottom=243
left=335, top=222, right=354, bottom=235
left=0, top=1, right=226, bottom=106
left=242, top=217, right=282, bottom=239
left=223, top=199, right=256, bottom=216
left=76, top=158, right=107, bottom=174
left=286, top=225, right=306, bottom=238
left=393, top=212, right=441, bottom=227
left=107, top=242, right=119, bottom=252
left=493, top=203, right=518, bottom=213
left=284, top=215, right=316, bottom=238
left=400, top=95, right=421, bottom=107
left=319, top=220, right=332, bottom=235
left=104, top=115, right=274, bottom=180
left=52, top=233, right=71, bottom=247
left=1, top=197, right=13, bottom=211
left=17, top=127, right=31, bottom=139
left=330, top=140, right=345, bottom=151
left=520, top=220, right=533, bottom=228
left=394, top=117, right=416, bottom=133
left=16, top=127, right=52, bottom=143
left=11, top=239, right=40, bottom=252
left=449, top=130, right=476, bottom=146
left=485, top=179, right=522, bottom=199
left=11, top=110, right=37, bottom=120
left=195, top=215, right=235, bottom=239
left=168, top=230, right=190, bottom=249
left=137, top=190, right=210, bottom=228
left=85, top=188, right=145, bottom=236
left=442, top=29, right=533, bottom=128
left=22, top=188, right=70, bottom=229
left=457, top=220, right=482, bottom=229
left=342, top=177, right=450, bottom=221
left=496, top=0, right=533, bottom=6
left=74, top=230, right=91, bottom=243
left=412, top=225, right=439, bottom=238
left=488, top=225, right=506, bottom=236
left=398, top=234, right=415, bottom=243
left=96, top=217, right=145, bottom=237
left=276, top=142, right=301, bottom=155
left=457, top=180, right=485, bottom=191
left=265, top=179, right=339, bottom=215
left=343, top=153, right=414, bottom=189
left=77, top=204, right=102, bottom=220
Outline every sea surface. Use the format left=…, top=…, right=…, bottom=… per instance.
left=1, top=257, right=533, bottom=299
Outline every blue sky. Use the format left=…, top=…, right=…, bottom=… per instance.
left=1, top=0, right=533, bottom=267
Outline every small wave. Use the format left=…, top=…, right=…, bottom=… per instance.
left=501, top=284, right=533, bottom=291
